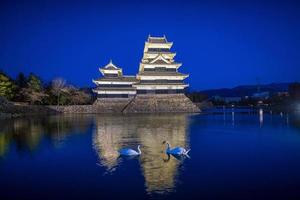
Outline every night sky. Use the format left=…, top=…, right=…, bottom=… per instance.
left=0, top=0, right=299, bottom=90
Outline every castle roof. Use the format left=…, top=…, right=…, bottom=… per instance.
left=102, top=60, right=121, bottom=70
left=94, top=87, right=136, bottom=91
left=147, top=35, right=168, bottom=43
left=94, top=76, right=137, bottom=82
left=138, top=71, right=188, bottom=77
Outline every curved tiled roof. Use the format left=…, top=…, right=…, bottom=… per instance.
left=148, top=36, right=167, bottom=43
left=94, top=76, right=138, bottom=82
left=94, top=87, right=136, bottom=91
left=102, top=60, right=121, bottom=70
left=138, top=71, right=188, bottom=77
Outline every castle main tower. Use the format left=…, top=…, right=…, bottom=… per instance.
left=134, top=35, right=189, bottom=94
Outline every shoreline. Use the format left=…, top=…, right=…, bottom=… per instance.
left=1, top=104, right=297, bottom=119
left=0, top=94, right=201, bottom=117
left=1, top=97, right=298, bottom=118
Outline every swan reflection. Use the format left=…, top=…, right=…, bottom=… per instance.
left=93, top=114, right=190, bottom=194
left=163, top=153, right=189, bottom=162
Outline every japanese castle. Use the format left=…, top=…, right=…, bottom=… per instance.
left=92, top=35, right=199, bottom=113
left=93, top=35, right=189, bottom=97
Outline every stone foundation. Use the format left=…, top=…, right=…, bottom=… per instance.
left=49, top=95, right=199, bottom=113
left=123, top=94, right=200, bottom=113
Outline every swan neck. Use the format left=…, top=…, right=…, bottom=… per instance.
left=137, top=145, right=141, bottom=154
left=166, top=142, right=170, bottom=150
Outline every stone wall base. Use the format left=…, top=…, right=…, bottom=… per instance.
left=123, top=94, right=200, bottom=113
left=48, top=94, right=200, bottom=113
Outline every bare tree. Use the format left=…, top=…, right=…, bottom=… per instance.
left=20, top=88, right=48, bottom=105
left=51, top=78, right=66, bottom=105
left=70, top=88, right=91, bottom=105
left=64, top=85, right=91, bottom=105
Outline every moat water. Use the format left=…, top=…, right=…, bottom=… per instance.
left=1, top=109, right=300, bottom=199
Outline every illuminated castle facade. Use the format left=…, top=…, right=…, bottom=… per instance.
left=93, top=35, right=189, bottom=98
left=135, top=36, right=189, bottom=94
left=92, top=35, right=200, bottom=113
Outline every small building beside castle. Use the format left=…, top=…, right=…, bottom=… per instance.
left=93, top=35, right=200, bottom=113
left=93, top=60, right=137, bottom=98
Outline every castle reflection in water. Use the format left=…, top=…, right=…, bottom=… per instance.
left=0, top=114, right=190, bottom=194
left=92, top=114, right=190, bottom=194
left=1, top=111, right=299, bottom=196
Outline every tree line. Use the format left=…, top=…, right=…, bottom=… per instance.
left=0, top=71, right=93, bottom=105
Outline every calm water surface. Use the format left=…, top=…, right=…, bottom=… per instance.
left=1, top=110, right=300, bottom=199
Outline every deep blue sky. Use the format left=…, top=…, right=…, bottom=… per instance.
left=0, top=0, right=300, bottom=90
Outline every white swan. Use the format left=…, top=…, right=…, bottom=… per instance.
left=163, top=141, right=190, bottom=156
left=119, top=145, right=141, bottom=156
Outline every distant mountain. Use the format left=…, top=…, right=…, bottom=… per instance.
left=199, top=82, right=291, bottom=97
